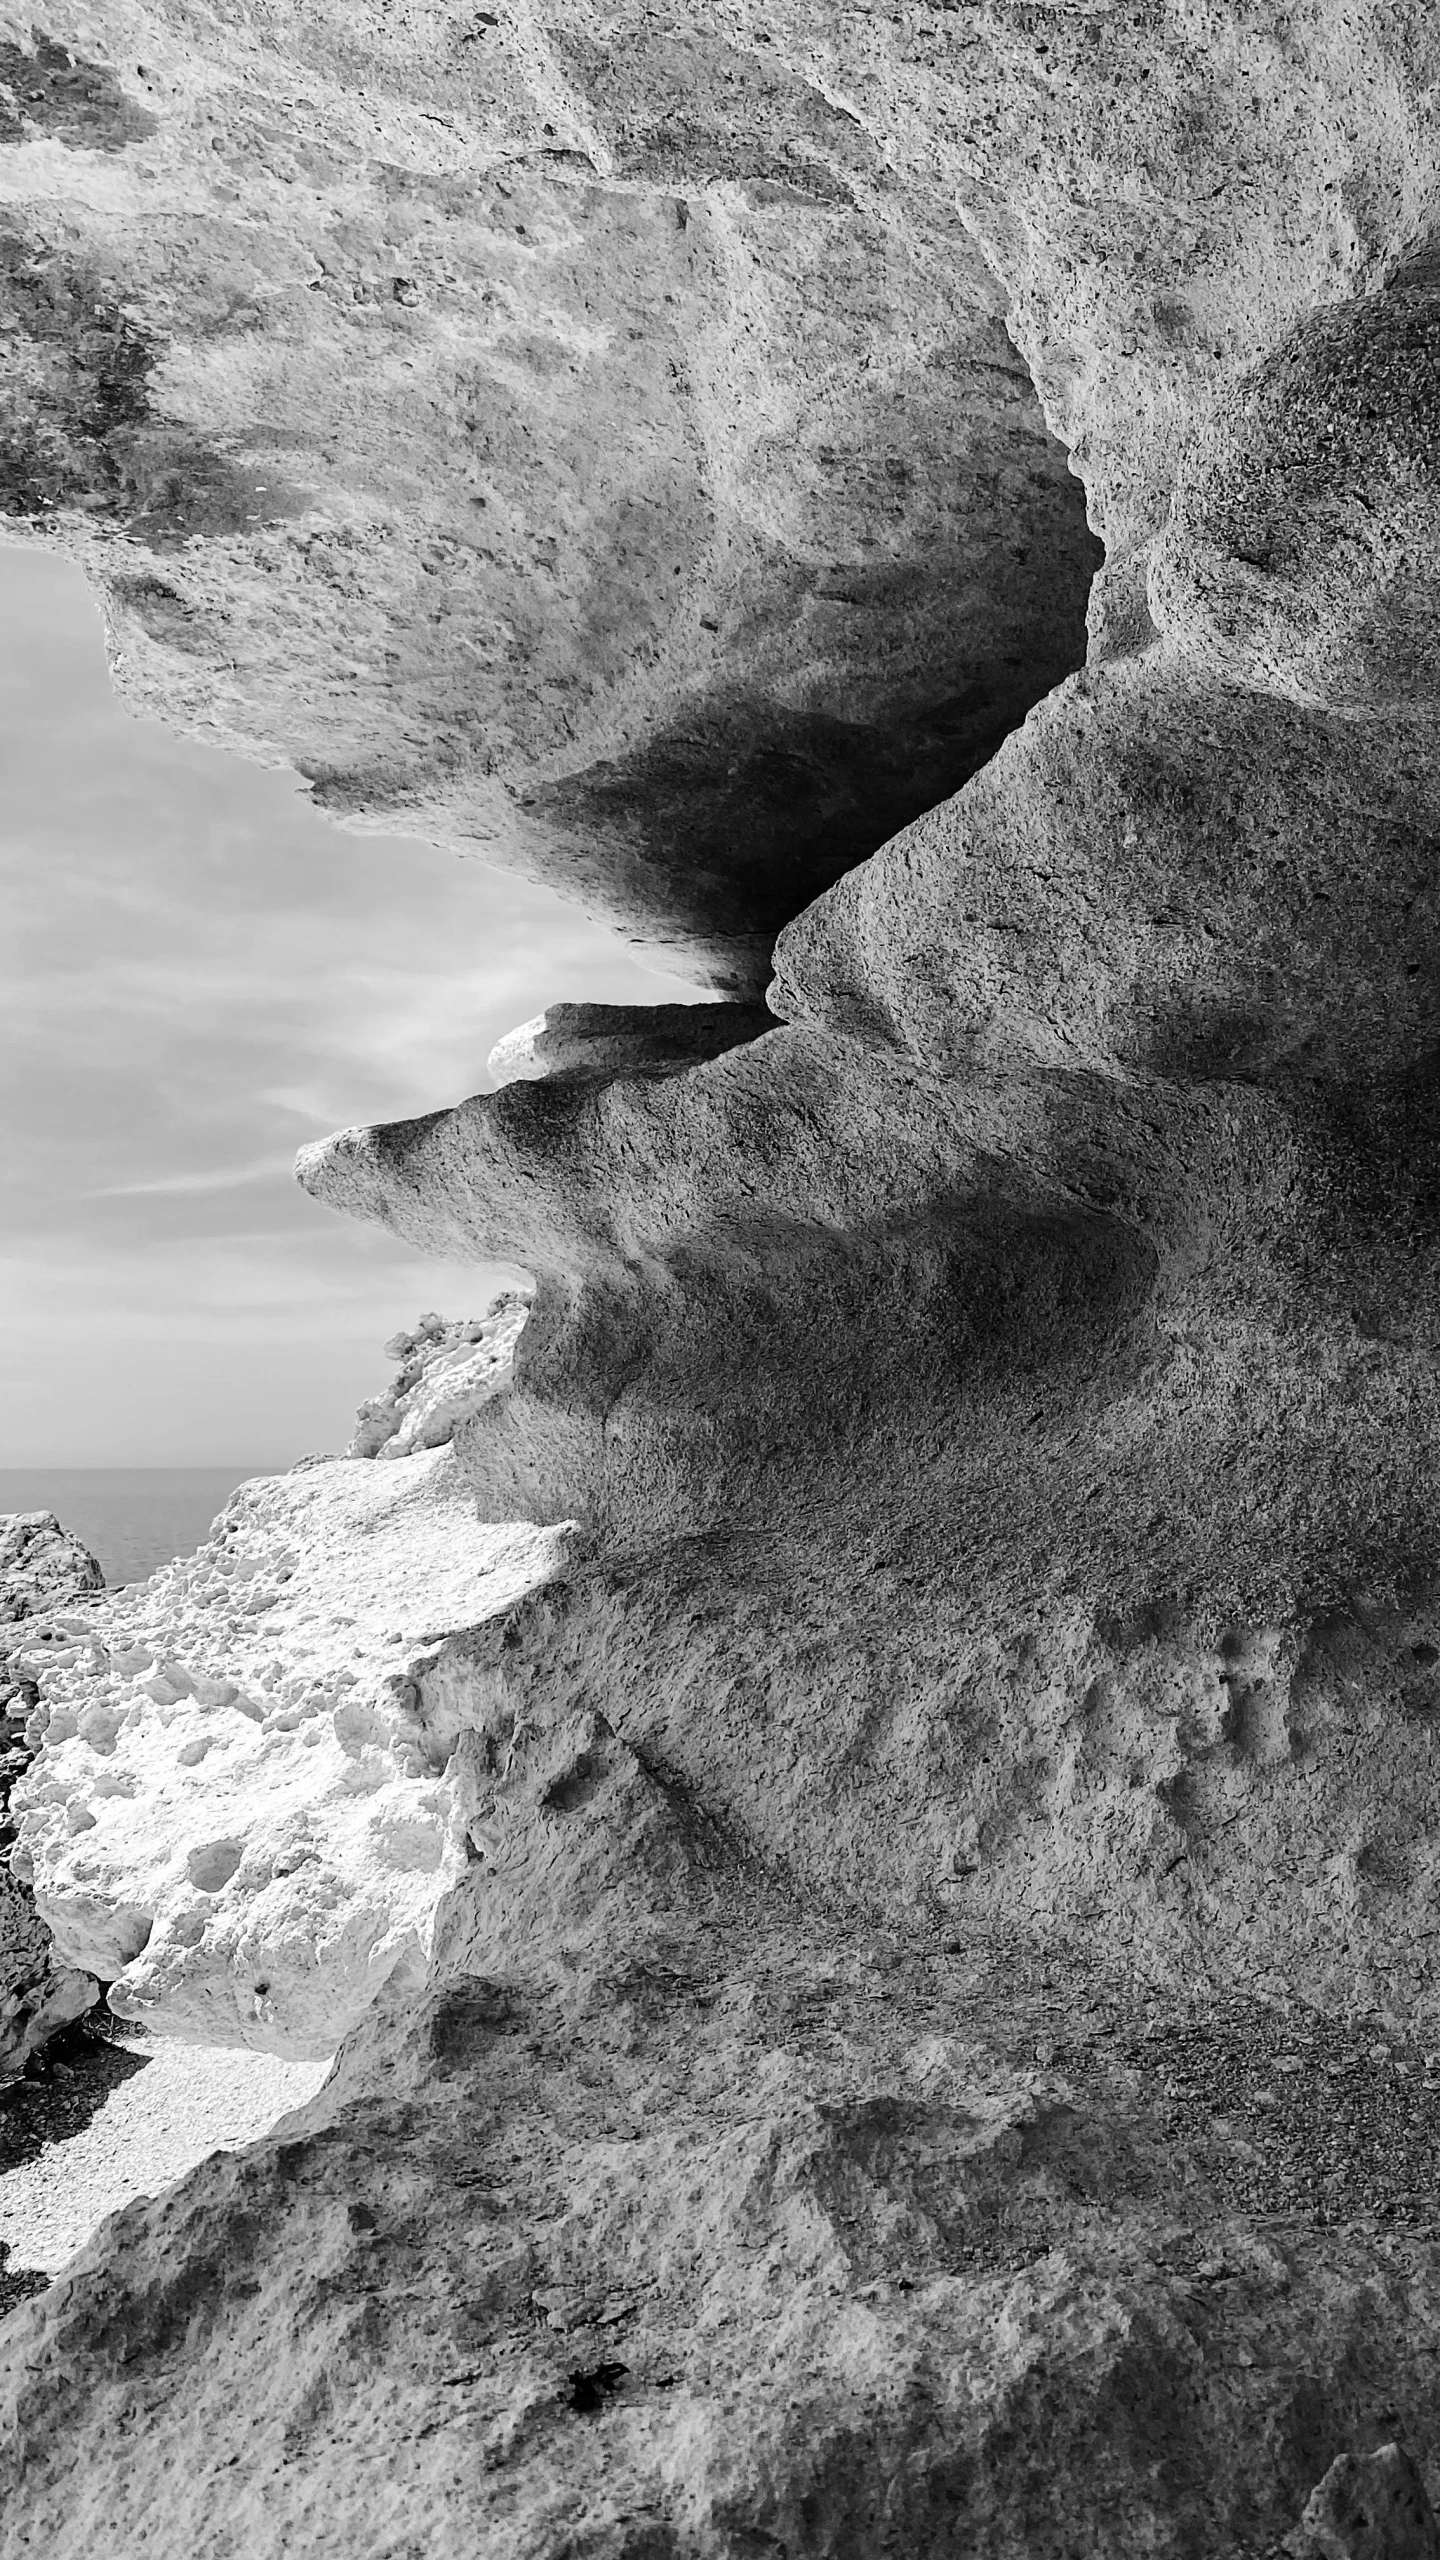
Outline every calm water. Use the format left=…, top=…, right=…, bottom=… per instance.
left=0, top=1469, right=283, bottom=1588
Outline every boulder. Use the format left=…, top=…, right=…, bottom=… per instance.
left=1285, top=2445, right=1440, bottom=2560
left=0, top=1512, right=105, bottom=2084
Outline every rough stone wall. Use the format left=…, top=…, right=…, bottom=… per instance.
left=6, top=4, right=1440, bottom=2556
left=0, top=0, right=1110, bottom=987
left=2, top=5, right=1434, bottom=975
left=10, top=1706, right=1440, bottom=2558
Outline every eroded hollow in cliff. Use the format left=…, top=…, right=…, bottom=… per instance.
left=1, top=118, right=1104, bottom=996
left=514, top=382, right=1104, bottom=995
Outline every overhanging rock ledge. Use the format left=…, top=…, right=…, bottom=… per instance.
left=5, top=5, right=1440, bottom=2555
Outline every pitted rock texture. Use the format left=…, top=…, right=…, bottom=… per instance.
left=10, top=4, right=1440, bottom=2555
left=6, top=1713, right=1440, bottom=2556
left=8, top=1455, right=573, bottom=2054
left=0, top=1514, right=105, bottom=2085
left=1286, top=2445, right=1440, bottom=2558
left=0, top=0, right=1110, bottom=987
left=487, top=999, right=774, bottom=1087
left=1149, top=277, right=1440, bottom=713
left=293, top=270, right=1440, bottom=2029
left=347, top=1293, right=532, bottom=1460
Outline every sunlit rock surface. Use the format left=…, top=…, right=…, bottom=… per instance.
left=7, top=2, right=1440, bottom=2553
left=9, top=1707, right=1440, bottom=2556
left=0, top=0, right=1109, bottom=988
left=346, top=1295, right=532, bottom=1460
left=486, top=999, right=774, bottom=1087
left=9, top=1453, right=573, bottom=2053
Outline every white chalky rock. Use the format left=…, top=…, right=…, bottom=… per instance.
left=347, top=1295, right=531, bottom=1460
left=9, top=1451, right=573, bottom=2059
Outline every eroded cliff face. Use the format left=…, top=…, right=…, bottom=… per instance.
left=5, top=4, right=1440, bottom=2556
left=5, top=2, right=1437, bottom=983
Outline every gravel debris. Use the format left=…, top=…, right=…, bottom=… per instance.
left=0, top=2015, right=329, bottom=2311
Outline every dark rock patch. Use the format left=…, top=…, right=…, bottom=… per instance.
left=0, top=34, right=156, bottom=156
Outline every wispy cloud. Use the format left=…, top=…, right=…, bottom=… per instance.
left=86, top=1155, right=292, bottom=1200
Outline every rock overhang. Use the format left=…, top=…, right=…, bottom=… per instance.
left=9, top=5, right=1440, bottom=2549
left=9, top=1450, right=578, bottom=2055
left=0, top=0, right=1114, bottom=986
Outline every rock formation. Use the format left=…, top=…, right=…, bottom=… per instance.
left=5, top=2, right=1440, bottom=2553
left=8, top=1444, right=574, bottom=2053
left=486, top=1000, right=776, bottom=1088
left=0, top=1513, right=105, bottom=2086
left=347, top=1295, right=532, bottom=1458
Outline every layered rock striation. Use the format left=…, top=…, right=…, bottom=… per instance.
left=6, top=3, right=1440, bottom=2554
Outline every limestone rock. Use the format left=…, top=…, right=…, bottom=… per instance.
left=0, top=1512, right=104, bottom=2085
left=9, top=1454, right=574, bottom=2054
left=7, top=1706, right=1440, bottom=2555
left=1149, top=278, right=1440, bottom=713
left=0, top=1513, right=103, bottom=1627
left=3, top=4, right=1436, bottom=981
left=0, top=0, right=1107, bottom=987
left=11, top=2, right=1440, bottom=2552
left=347, top=1292, right=531, bottom=1460
left=1286, top=2445, right=1440, bottom=2559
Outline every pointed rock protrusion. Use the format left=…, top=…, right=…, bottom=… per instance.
left=1285, top=2445, right=1440, bottom=2560
left=486, top=1001, right=775, bottom=1088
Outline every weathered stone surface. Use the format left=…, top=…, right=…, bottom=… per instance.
left=0, top=1513, right=102, bottom=1629
left=9, top=2, right=1440, bottom=2552
left=8, top=1452, right=573, bottom=2054
left=1285, top=2444, right=1440, bottom=2559
left=7, top=1710, right=1440, bottom=2555
left=347, top=1294, right=532, bottom=1459
left=1150, top=276, right=1440, bottom=713
left=487, top=1000, right=775, bottom=1087
left=0, top=0, right=1110, bottom=987
left=0, top=1515, right=104, bottom=2085
left=9, top=2, right=1435, bottom=982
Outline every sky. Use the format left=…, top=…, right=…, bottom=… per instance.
left=0, top=541, right=698, bottom=1466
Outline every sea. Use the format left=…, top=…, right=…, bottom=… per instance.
left=0, top=1469, right=285, bottom=1589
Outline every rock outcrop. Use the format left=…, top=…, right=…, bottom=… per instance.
left=10, top=1713, right=1440, bottom=2556
left=0, top=1513, right=105, bottom=2086
left=347, top=1295, right=532, bottom=1460
left=0, top=0, right=1109, bottom=988
left=8, top=1449, right=573, bottom=2053
left=6, top=2, right=1440, bottom=2554
left=486, top=1000, right=775, bottom=1088
left=1287, top=2446, right=1440, bottom=2559
left=0, top=1514, right=104, bottom=1630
